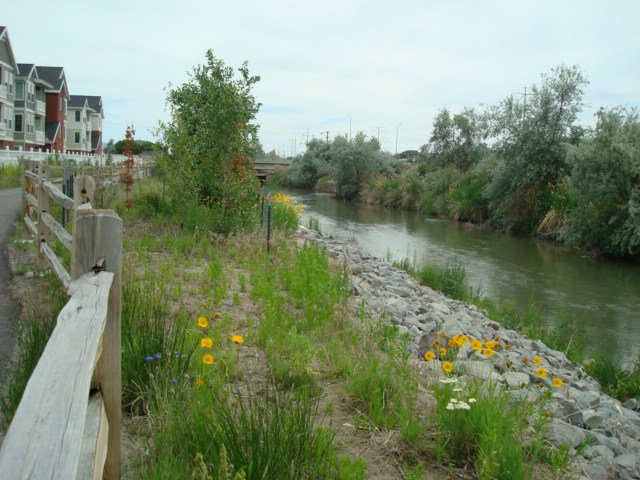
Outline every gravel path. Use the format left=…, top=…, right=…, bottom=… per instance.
left=0, top=188, right=22, bottom=385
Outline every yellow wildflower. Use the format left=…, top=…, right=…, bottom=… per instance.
left=424, top=351, right=435, bottom=361
left=439, top=347, right=447, bottom=358
left=195, top=378, right=204, bottom=386
left=202, top=354, right=215, bottom=365
left=442, top=361, right=454, bottom=373
left=448, top=339, right=456, bottom=348
left=536, top=367, right=547, bottom=378
left=533, top=356, right=542, bottom=365
left=482, top=348, right=495, bottom=357
left=471, top=340, right=483, bottom=351
left=200, top=338, right=213, bottom=348
left=552, top=377, right=564, bottom=388
left=230, top=335, right=245, bottom=344
left=485, top=340, right=497, bottom=350
left=197, top=316, right=208, bottom=328
left=214, top=311, right=222, bottom=318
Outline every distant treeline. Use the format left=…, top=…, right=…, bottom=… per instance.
left=278, top=65, right=640, bottom=259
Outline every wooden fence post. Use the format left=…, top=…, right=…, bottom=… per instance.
left=36, top=162, right=50, bottom=267
left=21, top=159, right=30, bottom=236
left=72, top=210, right=123, bottom=480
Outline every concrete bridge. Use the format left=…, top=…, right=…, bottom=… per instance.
left=253, top=158, right=291, bottom=181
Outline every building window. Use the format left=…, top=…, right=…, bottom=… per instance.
left=15, top=114, right=23, bottom=132
left=75, top=111, right=80, bottom=122
left=15, top=82, right=24, bottom=100
left=75, top=132, right=80, bottom=143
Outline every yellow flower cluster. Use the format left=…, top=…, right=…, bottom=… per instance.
left=421, top=330, right=565, bottom=388
left=270, top=193, right=304, bottom=214
left=195, top=313, right=245, bottom=386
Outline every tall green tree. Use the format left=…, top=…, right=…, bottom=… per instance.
left=421, top=107, right=486, bottom=171
left=562, top=107, right=640, bottom=257
left=484, top=65, right=588, bottom=232
left=287, top=138, right=334, bottom=188
left=159, top=50, right=261, bottom=233
left=333, top=133, right=392, bottom=198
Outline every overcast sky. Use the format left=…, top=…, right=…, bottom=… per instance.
left=4, top=1, right=640, bottom=155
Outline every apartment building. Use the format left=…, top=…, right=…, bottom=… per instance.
left=14, top=64, right=52, bottom=151
left=0, top=25, right=106, bottom=154
left=0, top=26, right=18, bottom=149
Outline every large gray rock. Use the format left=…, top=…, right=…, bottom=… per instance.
left=615, top=454, right=640, bottom=480
left=548, top=418, right=588, bottom=448
left=503, top=371, right=530, bottom=389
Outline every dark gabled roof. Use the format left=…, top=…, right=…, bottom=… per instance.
left=45, top=122, right=60, bottom=142
left=0, top=26, right=18, bottom=70
left=17, top=63, right=35, bottom=77
left=69, top=95, right=104, bottom=117
left=68, top=95, right=89, bottom=109
left=16, top=63, right=54, bottom=88
left=36, top=66, right=67, bottom=93
left=86, top=96, right=103, bottom=114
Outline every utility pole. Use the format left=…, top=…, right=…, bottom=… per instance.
left=306, top=128, right=309, bottom=145
left=320, top=131, right=329, bottom=143
left=395, top=123, right=402, bottom=156
left=347, top=114, right=352, bottom=141
left=373, top=125, right=382, bottom=144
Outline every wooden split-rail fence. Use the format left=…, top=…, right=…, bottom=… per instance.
left=0, top=159, right=123, bottom=479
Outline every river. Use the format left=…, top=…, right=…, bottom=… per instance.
left=286, top=189, right=640, bottom=368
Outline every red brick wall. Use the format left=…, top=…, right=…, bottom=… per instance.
left=0, top=140, right=15, bottom=150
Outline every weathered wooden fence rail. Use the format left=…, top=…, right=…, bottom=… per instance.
left=0, top=159, right=123, bottom=479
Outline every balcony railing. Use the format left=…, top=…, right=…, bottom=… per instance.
left=35, top=131, right=45, bottom=144
left=36, top=100, right=46, bottom=114
left=0, top=85, right=6, bottom=100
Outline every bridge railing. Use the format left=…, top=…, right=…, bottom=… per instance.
left=0, top=159, right=123, bottom=479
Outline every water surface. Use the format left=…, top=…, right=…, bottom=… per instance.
left=288, top=190, right=640, bottom=367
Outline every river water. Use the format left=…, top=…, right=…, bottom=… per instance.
left=287, top=189, right=640, bottom=367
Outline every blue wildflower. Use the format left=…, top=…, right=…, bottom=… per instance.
left=145, top=356, right=154, bottom=362
left=170, top=378, right=178, bottom=384
left=155, top=353, right=162, bottom=359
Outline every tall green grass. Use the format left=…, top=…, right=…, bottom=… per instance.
left=143, top=385, right=335, bottom=479
left=0, top=164, right=21, bottom=189
left=0, top=275, right=66, bottom=428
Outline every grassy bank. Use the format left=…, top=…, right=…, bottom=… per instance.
left=2, top=177, right=590, bottom=479
left=390, top=255, right=640, bottom=402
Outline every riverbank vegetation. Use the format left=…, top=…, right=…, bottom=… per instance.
left=390, top=254, right=640, bottom=402
left=282, top=65, right=640, bottom=260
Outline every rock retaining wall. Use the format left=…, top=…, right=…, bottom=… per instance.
left=298, top=226, right=640, bottom=480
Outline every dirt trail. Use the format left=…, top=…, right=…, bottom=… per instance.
left=0, top=188, right=22, bottom=384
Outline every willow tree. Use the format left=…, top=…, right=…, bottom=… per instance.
left=484, top=65, right=588, bottom=233
left=159, top=50, right=261, bottom=233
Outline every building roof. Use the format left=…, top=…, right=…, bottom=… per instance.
left=45, top=122, right=60, bottom=142
left=35, top=66, right=67, bottom=94
left=0, top=26, right=18, bottom=70
left=16, top=63, right=54, bottom=89
left=17, top=63, right=35, bottom=77
left=86, top=96, right=103, bottom=114
left=69, top=95, right=104, bottom=118
left=68, top=95, right=89, bottom=109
